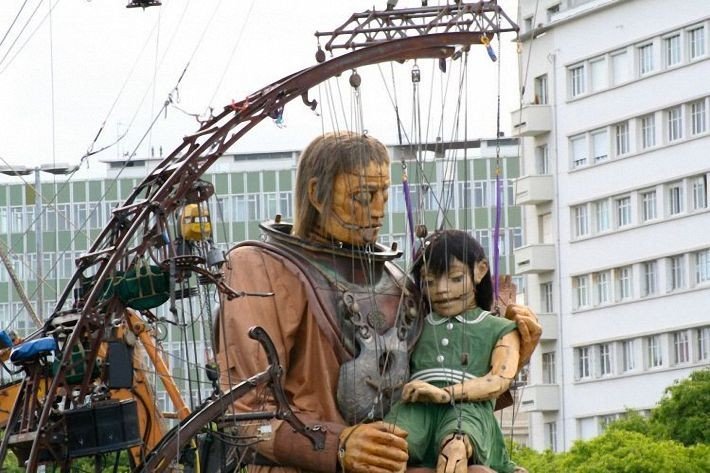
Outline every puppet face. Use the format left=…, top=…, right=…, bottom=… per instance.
left=311, top=161, right=390, bottom=246
left=421, top=257, right=488, bottom=317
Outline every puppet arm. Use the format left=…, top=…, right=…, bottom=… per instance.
left=444, top=330, right=521, bottom=402
left=503, top=304, right=541, bottom=372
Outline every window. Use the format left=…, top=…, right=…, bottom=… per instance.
left=590, top=58, right=607, bottom=92
left=536, top=144, right=550, bottom=174
left=641, top=190, right=657, bottom=222
left=542, top=352, right=556, bottom=384
left=475, top=230, right=490, bottom=257
left=570, top=65, right=585, bottom=97
left=545, top=422, right=558, bottom=452
left=695, top=249, right=710, bottom=284
left=570, top=135, right=587, bottom=168
left=673, top=331, right=690, bottom=364
left=592, top=130, right=608, bottom=162
left=615, top=196, right=631, bottom=227
left=595, top=271, right=611, bottom=305
left=599, top=414, right=620, bottom=432
left=668, top=182, right=684, bottom=215
left=541, top=282, right=554, bottom=313
left=664, top=34, right=681, bottom=67
left=546, top=3, right=559, bottom=21
left=669, top=255, right=685, bottom=290
left=599, top=344, right=613, bottom=376
left=616, top=266, right=632, bottom=300
left=690, top=100, right=706, bottom=135
left=698, top=327, right=710, bottom=361
left=595, top=199, right=610, bottom=232
left=474, top=180, right=489, bottom=207
left=692, top=176, right=707, bottom=210
left=638, top=43, right=654, bottom=75
left=573, top=205, right=589, bottom=237
left=647, top=335, right=663, bottom=368
left=622, top=340, right=636, bottom=372
left=524, top=16, right=533, bottom=33
left=667, top=106, right=683, bottom=142
left=535, top=74, right=549, bottom=104
left=641, top=114, right=656, bottom=149
left=577, top=346, right=591, bottom=379
left=688, top=26, right=706, bottom=60
left=615, top=122, right=630, bottom=155
left=611, top=50, right=630, bottom=85
left=642, top=261, right=657, bottom=297
left=574, top=275, right=590, bottom=309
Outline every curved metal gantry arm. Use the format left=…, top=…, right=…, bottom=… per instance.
left=0, top=3, right=518, bottom=470
left=138, top=326, right=325, bottom=473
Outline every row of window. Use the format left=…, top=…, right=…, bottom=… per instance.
left=577, top=410, right=652, bottom=442
left=574, top=326, right=709, bottom=381
left=571, top=173, right=708, bottom=239
left=386, top=227, right=523, bottom=264
left=0, top=177, right=517, bottom=237
left=568, top=21, right=707, bottom=99
left=569, top=96, right=709, bottom=170
left=572, top=248, right=710, bottom=310
left=0, top=251, right=84, bottom=284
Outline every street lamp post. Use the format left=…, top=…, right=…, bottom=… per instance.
left=0, top=163, right=78, bottom=322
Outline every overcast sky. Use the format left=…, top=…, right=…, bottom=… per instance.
left=0, top=0, right=521, bottom=174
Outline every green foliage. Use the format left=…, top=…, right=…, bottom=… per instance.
left=2, top=451, right=23, bottom=473
left=651, top=368, right=710, bottom=446
left=604, top=409, right=654, bottom=436
left=510, top=443, right=565, bottom=473
left=510, top=368, right=710, bottom=472
left=559, top=430, right=707, bottom=473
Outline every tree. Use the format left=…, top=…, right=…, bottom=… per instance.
left=559, top=430, right=709, bottom=473
left=510, top=368, right=710, bottom=472
left=651, top=368, right=710, bottom=446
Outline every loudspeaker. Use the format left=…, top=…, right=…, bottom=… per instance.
left=107, top=341, right=134, bottom=389
left=66, top=399, right=142, bottom=458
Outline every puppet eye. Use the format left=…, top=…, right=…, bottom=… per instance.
left=352, top=191, right=372, bottom=205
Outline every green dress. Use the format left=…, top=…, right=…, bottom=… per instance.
left=384, top=307, right=517, bottom=472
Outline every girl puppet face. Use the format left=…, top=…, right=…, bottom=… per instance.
left=421, top=257, right=489, bottom=318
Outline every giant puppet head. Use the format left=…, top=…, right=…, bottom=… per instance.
left=412, top=229, right=492, bottom=318
left=293, top=131, right=390, bottom=247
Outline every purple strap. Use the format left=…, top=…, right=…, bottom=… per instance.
left=492, top=173, right=503, bottom=301
left=402, top=177, right=416, bottom=259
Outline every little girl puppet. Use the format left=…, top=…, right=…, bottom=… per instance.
left=384, top=230, right=521, bottom=473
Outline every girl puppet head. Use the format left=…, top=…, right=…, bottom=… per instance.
left=412, top=229, right=493, bottom=316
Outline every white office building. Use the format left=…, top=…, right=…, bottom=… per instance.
left=512, top=0, right=710, bottom=451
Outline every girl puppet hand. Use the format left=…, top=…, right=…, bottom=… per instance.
left=401, top=379, right=452, bottom=404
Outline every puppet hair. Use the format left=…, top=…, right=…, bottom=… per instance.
left=412, top=229, right=493, bottom=311
left=292, top=131, right=390, bottom=239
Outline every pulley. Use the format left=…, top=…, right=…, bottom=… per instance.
left=349, top=70, right=362, bottom=89
left=411, top=64, right=421, bottom=83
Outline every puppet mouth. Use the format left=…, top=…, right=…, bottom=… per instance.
left=431, top=294, right=465, bottom=305
left=359, top=225, right=382, bottom=242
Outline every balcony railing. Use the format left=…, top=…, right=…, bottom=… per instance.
left=515, top=175, right=553, bottom=205
left=514, top=244, right=556, bottom=274
left=511, top=104, right=552, bottom=137
left=538, top=312, right=558, bottom=341
left=520, top=383, right=560, bottom=412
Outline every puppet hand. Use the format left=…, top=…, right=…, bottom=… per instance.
left=494, top=275, right=517, bottom=315
left=504, top=303, right=542, bottom=370
left=401, top=380, right=451, bottom=403
left=436, top=433, right=472, bottom=473
left=338, top=421, right=408, bottom=473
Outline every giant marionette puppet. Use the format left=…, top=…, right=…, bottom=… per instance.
left=216, top=131, right=541, bottom=473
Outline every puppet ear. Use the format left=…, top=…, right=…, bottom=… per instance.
left=473, top=259, right=489, bottom=285
left=308, top=177, right=324, bottom=213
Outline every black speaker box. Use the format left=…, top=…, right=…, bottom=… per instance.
left=65, top=399, right=142, bottom=458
